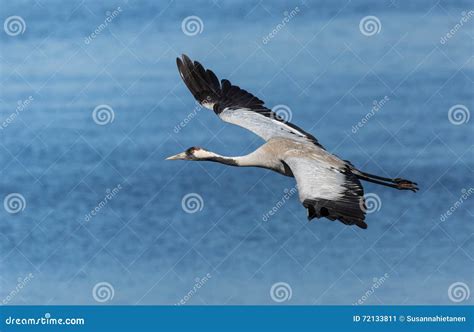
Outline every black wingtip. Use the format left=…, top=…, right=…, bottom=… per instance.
left=356, top=221, right=368, bottom=229
left=177, top=54, right=191, bottom=74
left=181, top=54, right=193, bottom=67
left=177, top=54, right=189, bottom=65
left=303, top=198, right=367, bottom=229
left=176, top=57, right=183, bottom=70
left=305, top=203, right=317, bottom=221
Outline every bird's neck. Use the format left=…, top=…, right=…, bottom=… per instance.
left=202, top=153, right=255, bottom=167
left=201, top=151, right=292, bottom=177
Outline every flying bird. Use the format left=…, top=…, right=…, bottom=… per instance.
left=167, top=54, right=418, bottom=229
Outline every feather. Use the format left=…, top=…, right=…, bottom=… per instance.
left=176, top=54, right=323, bottom=148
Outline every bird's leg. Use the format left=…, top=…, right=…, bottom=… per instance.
left=356, top=171, right=418, bottom=192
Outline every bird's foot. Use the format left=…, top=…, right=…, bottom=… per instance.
left=393, top=178, right=419, bottom=192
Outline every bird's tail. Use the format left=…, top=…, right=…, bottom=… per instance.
left=353, top=170, right=419, bottom=192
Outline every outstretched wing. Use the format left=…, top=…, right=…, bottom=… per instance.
left=284, top=157, right=367, bottom=229
left=176, top=54, right=323, bottom=148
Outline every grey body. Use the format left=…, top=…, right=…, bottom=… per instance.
left=236, top=137, right=357, bottom=204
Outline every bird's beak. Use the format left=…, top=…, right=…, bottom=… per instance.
left=165, top=152, right=187, bottom=160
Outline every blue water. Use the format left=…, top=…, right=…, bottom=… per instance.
left=1, top=0, right=472, bottom=305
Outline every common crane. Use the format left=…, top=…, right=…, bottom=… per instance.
left=167, top=54, right=418, bottom=229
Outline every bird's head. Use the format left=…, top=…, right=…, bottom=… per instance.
left=165, top=147, right=215, bottom=161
